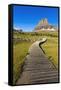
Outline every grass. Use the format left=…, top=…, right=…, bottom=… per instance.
left=13, top=30, right=58, bottom=84
left=41, top=37, right=58, bottom=68
left=13, top=41, right=32, bottom=84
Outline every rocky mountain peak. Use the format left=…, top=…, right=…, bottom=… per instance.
left=34, top=18, right=56, bottom=31
left=38, top=18, right=48, bottom=26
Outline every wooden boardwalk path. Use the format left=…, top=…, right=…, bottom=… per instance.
left=16, top=40, right=58, bottom=85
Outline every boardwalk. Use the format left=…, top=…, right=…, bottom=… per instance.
left=16, top=39, right=58, bottom=85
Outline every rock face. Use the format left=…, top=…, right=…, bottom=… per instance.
left=38, top=18, right=48, bottom=27
left=34, top=18, right=56, bottom=31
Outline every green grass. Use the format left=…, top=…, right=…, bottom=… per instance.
left=13, top=30, right=58, bottom=39
left=13, top=41, right=32, bottom=84
left=13, top=30, right=58, bottom=84
left=41, top=37, right=58, bottom=68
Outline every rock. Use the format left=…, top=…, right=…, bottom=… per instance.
left=34, top=18, right=56, bottom=31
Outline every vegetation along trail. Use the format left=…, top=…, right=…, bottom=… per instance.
left=16, top=38, right=58, bottom=85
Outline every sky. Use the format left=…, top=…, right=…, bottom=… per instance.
left=13, top=5, right=59, bottom=32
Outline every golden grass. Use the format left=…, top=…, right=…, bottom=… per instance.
left=42, top=37, right=58, bottom=68
left=13, top=42, right=32, bottom=84
left=13, top=31, right=58, bottom=84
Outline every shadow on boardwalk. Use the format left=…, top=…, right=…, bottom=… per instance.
left=16, top=40, right=58, bottom=85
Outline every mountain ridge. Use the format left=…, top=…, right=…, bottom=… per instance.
left=34, top=18, right=57, bottom=32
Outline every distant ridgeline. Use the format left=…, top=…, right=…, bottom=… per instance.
left=34, top=18, right=58, bottom=32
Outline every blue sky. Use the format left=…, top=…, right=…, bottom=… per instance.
left=13, top=5, right=58, bottom=32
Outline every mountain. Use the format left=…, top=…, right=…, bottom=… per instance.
left=34, top=18, right=57, bottom=31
